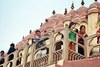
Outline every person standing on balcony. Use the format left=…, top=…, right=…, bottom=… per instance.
left=78, top=25, right=88, bottom=55
left=0, top=50, right=5, bottom=64
left=33, top=30, right=41, bottom=42
left=7, top=43, right=16, bottom=60
left=33, top=30, right=44, bottom=48
left=68, top=22, right=77, bottom=51
left=7, top=43, right=16, bottom=67
left=96, top=27, right=100, bottom=44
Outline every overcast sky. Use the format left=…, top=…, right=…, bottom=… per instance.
left=0, top=0, right=99, bottom=52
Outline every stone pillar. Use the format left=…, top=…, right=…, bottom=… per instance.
left=22, top=45, right=29, bottom=67
left=3, top=55, right=8, bottom=67
left=48, top=31, right=54, bottom=64
left=12, top=50, right=18, bottom=67
left=30, top=44, right=36, bottom=67
left=75, top=34, right=78, bottom=53
left=84, top=38, right=89, bottom=58
left=62, top=24, right=69, bottom=60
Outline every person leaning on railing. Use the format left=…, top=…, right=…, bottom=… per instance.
left=68, top=22, right=77, bottom=51
left=78, top=25, right=88, bottom=55
left=96, top=28, right=100, bottom=44
left=33, top=30, right=45, bottom=49
left=0, top=50, right=5, bottom=65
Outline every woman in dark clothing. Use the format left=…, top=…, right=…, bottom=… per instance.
left=7, top=43, right=16, bottom=61
left=7, top=43, right=16, bottom=67
left=78, top=25, right=88, bottom=55
left=0, top=50, right=5, bottom=64
left=96, top=28, right=100, bottom=44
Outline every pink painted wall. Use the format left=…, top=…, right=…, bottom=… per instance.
left=63, top=58, right=100, bottom=67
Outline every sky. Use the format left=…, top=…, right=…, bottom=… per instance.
left=0, top=0, right=100, bottom=52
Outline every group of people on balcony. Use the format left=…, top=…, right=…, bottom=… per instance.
left=68, top=22, right=88, bottom=55
left=33, top=22, right=88, bottom=56
left=33, top=22, right=100, bottom=57
left=68, top=22, right=100, bottom=55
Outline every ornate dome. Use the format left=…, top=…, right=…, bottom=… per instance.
left=71, top=0, right=88, bottom=23
left=40, top=14, right=65, bottom=34
left=88, top=1, right=100, bottom=14
left=72, top=1, right=88, bottom=23
left=76, top=6, right=88, bottom=15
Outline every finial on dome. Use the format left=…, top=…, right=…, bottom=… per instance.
left=40, top=23, right=43, bottom=27
left=29, top=30, right=32, bottom=34
left=64, top=8, right=67, bottom=15
left=45, top=18, right=48, bottom=22
left=22, top=36, right=24, bottom=39
left=95, top=0, right=97, bottom=2
left=52, top=10, right=56, bottom=15
left=71, top=2, right=74, bottom=9
left=81, top=0, right=85, bottom=5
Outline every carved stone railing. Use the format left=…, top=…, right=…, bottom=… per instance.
left=33, top=55, right=48, bottom=67
left=68, top=49, right=85, bottom=61
left=53, top=49, right=62, bottom=63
